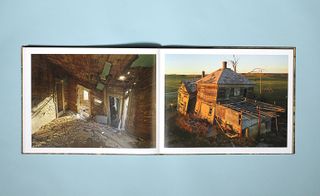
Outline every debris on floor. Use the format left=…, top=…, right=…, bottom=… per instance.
left=32, top=113, right=142, bottom=148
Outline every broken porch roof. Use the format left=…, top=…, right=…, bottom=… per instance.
left=221, top=99, right=284, bottom=119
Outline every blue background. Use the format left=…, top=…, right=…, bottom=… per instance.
left=0, top=0, right=319, bottom=195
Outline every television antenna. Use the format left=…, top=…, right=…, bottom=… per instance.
left=249, top=68, right=265, bottom=95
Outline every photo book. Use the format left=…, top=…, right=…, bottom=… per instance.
left=22, top=46, right=295, bottom=154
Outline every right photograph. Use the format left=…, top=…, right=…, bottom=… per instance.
left=163, top=49, right=295, bottom=152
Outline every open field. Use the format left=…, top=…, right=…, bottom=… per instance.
left=243, top=73, right=288, bottom=107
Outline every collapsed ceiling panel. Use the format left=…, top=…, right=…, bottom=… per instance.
left=96, top=82, right=105, bottom=91
left=131, top=55, right=156, bottom=67
left=99, top=62, right=112, bottom=81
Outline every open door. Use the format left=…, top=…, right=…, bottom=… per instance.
left=109, top=96, right=121, bottom=128
left=55, top=80, right=64, bottom=117
left=120, top=96, right=129, bottom=130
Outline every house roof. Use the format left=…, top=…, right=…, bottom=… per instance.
left=182, top=79, right=197, bottom=94
left=197, top=67, right=255, bottom=85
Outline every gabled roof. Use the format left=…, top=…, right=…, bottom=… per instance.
left=197, top=67, right=255, bottom=85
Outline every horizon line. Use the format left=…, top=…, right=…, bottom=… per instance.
left=165, top=72, right=288, bottom=75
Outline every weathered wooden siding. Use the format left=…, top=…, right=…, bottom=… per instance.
left=31, top=55, right=56, bottom=133
left=177, top=84, right=190, bottom=115
left=194, top=83, right=218, bottom=123
left=67, top=78, right=78, bottom=112
left=215, top=104, right=242, bottom=135
left=31, top=55, right=70, bottom=133
left=32, top=55, right=54, bottom=108
left=196, top=83, right=218, bottom=104
left=125, top=67, right=156, bottom=142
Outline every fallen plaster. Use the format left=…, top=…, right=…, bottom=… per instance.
left=32, top=112, right=143, bottom=148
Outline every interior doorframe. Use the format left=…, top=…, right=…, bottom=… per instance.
left=107, top=94, right=123, bottom=128
left=76, top=84, right=92, bottom=116
left=55, top=79, right=65, bottom=117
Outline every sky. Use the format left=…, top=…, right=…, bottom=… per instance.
left=165, top=54, right=288, bottom=74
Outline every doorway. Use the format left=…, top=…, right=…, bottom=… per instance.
left=77, top=85, right=91, bottom=118
left=109, top=96, right=121, bottom=128
left=55, top=80, right=64, bottom=117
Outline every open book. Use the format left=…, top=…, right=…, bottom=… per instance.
left=22, top=46, right=295, bottom=154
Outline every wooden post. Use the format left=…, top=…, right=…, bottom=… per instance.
left=61, top=80, right=65, bottom=113
left=275, top=117, right=279, bottom=135
left=245, top=128, right=249, bottom=138
left=257, top=106, right=261, bottom=137
left=259, top=71, right=262, bottom=95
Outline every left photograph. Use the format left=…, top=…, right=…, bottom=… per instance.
left=22, top=47, right=157, bottom=153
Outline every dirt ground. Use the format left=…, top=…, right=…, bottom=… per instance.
left=32, top=112, right=149, bottom=148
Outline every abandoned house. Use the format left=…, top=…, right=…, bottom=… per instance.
left=31, top=54, right=156, bottom=148
left=177, top=61, right=285, bottom=138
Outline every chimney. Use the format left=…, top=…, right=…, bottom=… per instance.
left=222, top=61, right=227, bottom=69
left=202, top=71, right=205, bottom=78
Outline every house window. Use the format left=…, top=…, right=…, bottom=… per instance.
left=225, top=88, right=230, bottom=99
left=230, top=88, right=234, bottom=97
left=234, top=88, right=240, bottom=96
left=208, top=108, right=213, bottom=116
left=218, top=88, right=226, bottom=98
left=83, top=90, right=89, bottom=100
left=243, top=88, right=247, bottom=97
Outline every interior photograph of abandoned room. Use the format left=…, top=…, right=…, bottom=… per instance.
left=31, top=53, right=156, bottom=148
